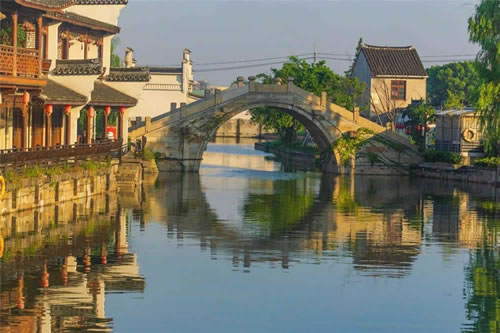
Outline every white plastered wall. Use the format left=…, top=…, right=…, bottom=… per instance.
left=47, top=22, right=62, bottom=70
left=64, top=4, right=126, bottom=26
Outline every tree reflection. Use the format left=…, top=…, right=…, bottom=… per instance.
left=464, top=214, right=500, bottom=332
left=242, top=178, right=316, bottom=236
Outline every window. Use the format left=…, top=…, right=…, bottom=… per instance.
left=391, top=80, right=406, bottom=100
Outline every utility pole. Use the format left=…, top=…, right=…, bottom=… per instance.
left=313, top=43, right=317, bottom=64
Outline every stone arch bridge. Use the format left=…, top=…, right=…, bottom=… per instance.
left=129, top=77, right=421, bottom=173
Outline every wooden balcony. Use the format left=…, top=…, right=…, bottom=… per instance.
left=0, top=139, right=124, bottom=168
left=0, top=45, right=46, bottom=87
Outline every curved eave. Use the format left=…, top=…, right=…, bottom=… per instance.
left=43, top=12, right=120, bottom=34
left=14, top=0, right=71, bottom=12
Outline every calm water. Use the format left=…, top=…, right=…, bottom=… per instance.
left=1, top=138, right=500, bottom=332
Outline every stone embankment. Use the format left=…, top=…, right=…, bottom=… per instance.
left=0, top=156, right=159, bottom=216
left=413, top=163, right=500, bottom=186
left=1, top=162, right=119, bottom=215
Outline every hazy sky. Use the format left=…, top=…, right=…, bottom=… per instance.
left=116, top=0, right=479, bottom=85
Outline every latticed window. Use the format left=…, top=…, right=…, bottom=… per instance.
left=391, top=80, right=406, bottom=100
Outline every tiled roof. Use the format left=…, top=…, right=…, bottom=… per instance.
left=107, top=67, right=150, bottom=82
left=15, top=0, right=76, bottom=10
left=45, top=11, right=120, bottom=34
left=53, top=59, right=103, bottom=76
left=149, top=67, right=183, bottom=74
left=76, top=0, right=128, bottom=4
left=42, top=79, right=87, bottom=104
left=360, top=44, right=427, bottom=77
left=15, top=0, right=127, bottom=9
left=90, top=81, right=137, bottom=106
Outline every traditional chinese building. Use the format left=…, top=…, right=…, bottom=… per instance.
left=0, top=0, right=136, bottom=165
left=351, top=44, right=428, bottom=120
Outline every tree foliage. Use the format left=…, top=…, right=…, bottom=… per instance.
left=250, top=57, right=366, bottom=144
left=110, top=36, right=122, bottom=68
left=468, top=0, right=500, bottom=156
left=427, top=62, right=482, bottom=109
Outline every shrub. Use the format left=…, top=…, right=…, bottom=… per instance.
left=474, top=157, right=500, bottom=169
left=142, top=148, right=155, bottom=162
left=423, top=150, right=463, bottom=164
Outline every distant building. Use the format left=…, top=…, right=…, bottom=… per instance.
left=105, top=48, right=197, bottom=126
left=351, top=44, right=428, bottom=119
left=434, top=108, right=484, bottom=160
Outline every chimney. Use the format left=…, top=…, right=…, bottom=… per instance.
left=124, top=47, right=134, bottom=68
left=183, top=48, right=191, bottom=62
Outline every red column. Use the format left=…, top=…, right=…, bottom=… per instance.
left=64, top=105, right=72, bottom=145
left=21, top=92, right=30, bottom=149
left=45, top=104, right=53, bottom=147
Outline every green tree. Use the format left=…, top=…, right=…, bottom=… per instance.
left=468, top=0, right=500, bottom=156
left=250, top=57, right=366, bottom=144
left=406, top=101, right=435, bottom=150
left=427, top=62, right=482, bottom=109
left=110, top=36, right=122, bottom=68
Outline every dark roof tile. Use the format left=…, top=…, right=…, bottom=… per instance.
left=90, top=81, right=137, bottom=106
left=106, top=67, right=150, bottom=82
left=149, top=66, right=182, bottom=74
left=360, top=44, right=427, bottom=77
left=53, top=58, right=103, bottom=76
left=45, top=11, right=120, bottom=34
left=42, top=79, right=87, bottom=104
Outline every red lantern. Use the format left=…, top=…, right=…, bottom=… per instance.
left=87, top=106, right=94, bottom=118
left=104, top=105, right=111, bottom=116
left=64, top=104, right=72, bottom=116
left=22, top=91, right=30, bottom=105
left=45, top=104, right=53, bottom=116
left=119, top=106, right=126, bottom=115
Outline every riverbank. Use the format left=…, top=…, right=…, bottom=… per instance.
left=256, top=140, right=499, bottom=186
left=412, top=162, right=500, bottom=186
left=254, top=141, right=318, bottom=171
left=1, top=160, right=119, bottom=215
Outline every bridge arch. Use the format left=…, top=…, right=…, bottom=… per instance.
left=193, top=100, right=341, bottom=172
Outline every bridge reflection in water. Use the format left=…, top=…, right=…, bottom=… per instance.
left=1, top=145, right=499, bottom=331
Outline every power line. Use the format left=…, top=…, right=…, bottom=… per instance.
left=195, top=57, right=314, bottom=72
left=420, top=54, right=477, bottom=58
left=195, top=53, right=313, bottom=66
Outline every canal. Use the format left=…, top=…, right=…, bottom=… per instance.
left=1, top=138, right=499, bottom=332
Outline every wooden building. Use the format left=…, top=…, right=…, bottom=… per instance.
left=0, top=0, right=136, bottom=166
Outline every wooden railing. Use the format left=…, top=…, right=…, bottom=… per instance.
left=0, top=45, right=41, bottom=78
left=0, top=140, right=123, bottom=167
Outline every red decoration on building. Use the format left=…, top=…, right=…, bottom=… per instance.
left=119, top=106, right=126, bottom=115
left=22, top=91, right=30, bottom=105
left=104, top=105, right=111, bottom=116
left=45, top=104, right=53, bottom=116
left=64, top=104, right=72, bottom=116
left=88, top=106, right=94, bottom=117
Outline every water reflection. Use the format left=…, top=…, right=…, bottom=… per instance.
left=0, top=196, right=143, bottom=332
left=1, top=139, right=499, bottom=332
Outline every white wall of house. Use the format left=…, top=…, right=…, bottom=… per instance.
left=46, top=22, right=61, bottom=70
left=102, top=35, right=113, bottom=75
left=64, top=5, right=126, bottom=26
left=370, top=77, right=427, bottom=112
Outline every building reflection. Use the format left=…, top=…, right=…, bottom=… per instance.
left=136, top=172, right=499, bottom=279
left=0, top=195, right=144, bottom=332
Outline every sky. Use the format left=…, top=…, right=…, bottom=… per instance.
left=116, top=0, right=479, bottom=86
